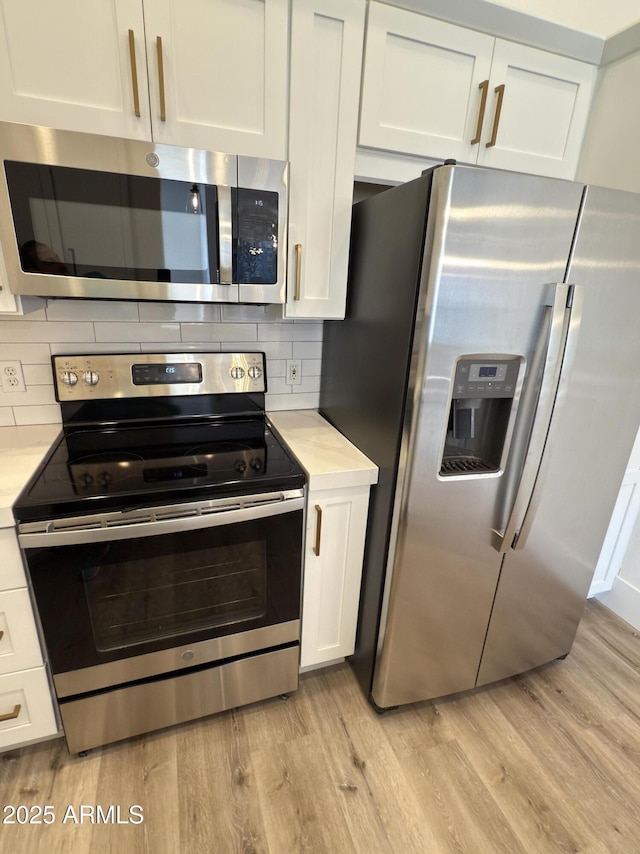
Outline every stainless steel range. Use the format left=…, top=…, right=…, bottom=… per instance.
left=13, top=352, right=305, bottom=754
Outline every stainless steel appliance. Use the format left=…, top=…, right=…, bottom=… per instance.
left=0, top=122, right=287, bottom=304
left=320, top=164, right=640, bottom=709
left=13, top=352, right=305, bottom=753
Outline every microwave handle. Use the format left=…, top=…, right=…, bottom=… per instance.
left=218, top=185, right=233, bottom=285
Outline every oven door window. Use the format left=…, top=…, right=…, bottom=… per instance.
left=26, top=510, right=302, bottom=676
left=5, top=161, right=220, bottom=285
left=84, top=538, right=267, bottom=652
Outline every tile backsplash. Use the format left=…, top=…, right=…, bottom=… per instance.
left=0, top=299, right=323, bottom=427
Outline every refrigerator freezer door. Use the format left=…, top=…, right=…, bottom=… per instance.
left=372, top=165, right=584, bottom=708
left=477, top=185, right=640, bottom=686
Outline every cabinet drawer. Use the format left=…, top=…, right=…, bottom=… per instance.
left=0, top=588, right=44, bottom=675
left=0, top=527, right=27, bottom=590
left=0, top=666, right=58, bottom=750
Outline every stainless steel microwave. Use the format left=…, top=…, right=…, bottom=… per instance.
left=0, top=122, right=288, bottom=304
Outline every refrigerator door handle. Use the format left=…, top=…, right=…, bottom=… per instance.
left=492, top=283, right=579, bottom=552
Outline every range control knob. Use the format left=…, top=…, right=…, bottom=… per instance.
left=248, top=366, right=262, bottom=380
left=83, top=370, right=100, bottom=386
left=230, top=366, right=245, bottom=380
left=60, top=370, right=78, bottom=386
left=250, top=458, right=263, bottom=471
left=234, top=459, right=247, bottom=473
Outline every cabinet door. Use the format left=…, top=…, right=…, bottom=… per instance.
left=477, top=40, right=597, bottom=179
left=0, top=0, right=151, bottom=139
left=0, top=527, right=27, bottom=590
left=358, top=3, right=494, bottom=162
left=0, top=588, right=44, bottom=675
left=286, top=0, right=365, bottom=319
left=144, top=0, right=288, bottom=158
left=0, top=667, right=58, bottom=750
left=300, top=486, right=370, bottom=668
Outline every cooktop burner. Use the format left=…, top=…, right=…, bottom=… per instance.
left=13, top=352, right=305, bottom=524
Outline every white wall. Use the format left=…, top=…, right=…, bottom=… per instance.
left=486, top=0, right=640, bottom=38
left=0, top=299, right=322, bottom=426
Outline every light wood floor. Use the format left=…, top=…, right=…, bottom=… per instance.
left=1, top=599, right=640, bottom=853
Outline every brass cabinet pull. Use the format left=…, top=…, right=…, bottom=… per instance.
left=0, top=630, right=3, bottom=641
left=313, top=505, right=323, bottom=556
left=486, top=83, right=505, bottom=148
left=294, top=244, right=302, bottom=301
left=0, top=704, right=21, bottom=723
left=471, top=79, right=489, bottom=145
left=156, top=36, right=167, bottom=122
left=128, top=30, right=141, bottom=118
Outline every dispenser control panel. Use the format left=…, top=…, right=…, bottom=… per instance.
left=452, top=358, right=520, bottom=399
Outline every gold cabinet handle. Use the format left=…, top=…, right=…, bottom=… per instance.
left=313, top=505, right=323, bottom=556
left=128, top=30, right=141, bottom=118
left=156, top=36, right=167, bottom=122
left=471, top=79, right=489, bottom=145
left=294, top=244, right=302, bottom=301
left=0, top=630, right=3, bottom=641
left=486, top=84, right=505, bottom=148
left=0, top=704, right=21, bottom=723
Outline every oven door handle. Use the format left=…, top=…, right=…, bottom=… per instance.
left=18, top=491, right=305, bottom=548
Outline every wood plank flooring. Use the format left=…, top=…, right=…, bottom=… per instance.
left=1, top=599, right=640, bottom=853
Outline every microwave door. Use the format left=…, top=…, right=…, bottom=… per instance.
left=236, top=156, right=288, bottom=304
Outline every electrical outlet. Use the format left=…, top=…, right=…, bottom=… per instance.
left=286, top=360, right=302, bottom=386
left=0, top=360, right=26, bottom=393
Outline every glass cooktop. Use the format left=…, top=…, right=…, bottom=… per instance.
left=14, top=417, right=305, bottom=523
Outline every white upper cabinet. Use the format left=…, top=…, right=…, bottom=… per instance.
left=286, top=0, right=366, bottom=319
left=0, top=0, right=288, bottom=159
left=143, top=0, right=288, bottom=158
left=359, top=3, right=597, bottom=179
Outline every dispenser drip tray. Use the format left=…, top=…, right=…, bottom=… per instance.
left=440, top=456, right=498, bottom=476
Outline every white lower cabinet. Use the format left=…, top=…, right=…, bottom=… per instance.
left=0, top=667, right=57, bottom=750
left=301, top=485, right=371, bottom=668
left=0, top=525, right=58, bottom=751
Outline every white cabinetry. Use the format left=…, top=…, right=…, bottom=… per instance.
left=359, top=3, right=597, bottom=179
left=286, top=0, right=365, bottom=319
left=0, top=0, right=288, bottom=158
left=302, top=486, right=371, bottom=667
left=0, top=525, right=57, bottom=751
left=267, top=410, right=378, bottom=669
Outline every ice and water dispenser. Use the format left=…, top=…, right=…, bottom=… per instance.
left=440, top=357, right=521, bottom=476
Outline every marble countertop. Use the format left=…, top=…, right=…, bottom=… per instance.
left=268, top=409, right=378, bottom=491
left=0, top=424, right=61, bottom=527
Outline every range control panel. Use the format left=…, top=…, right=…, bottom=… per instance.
left=452, top=357, right=520, bottom=399
left=53, top=352, right=266, bottom=401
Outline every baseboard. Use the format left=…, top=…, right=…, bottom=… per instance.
left=596, top=576, right=640, bottom=631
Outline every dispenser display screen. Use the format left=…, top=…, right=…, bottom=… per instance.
left=469, top=363, right=508, bottom=382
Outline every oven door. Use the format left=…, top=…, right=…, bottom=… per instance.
left=19, top=489, right=304, bottom=698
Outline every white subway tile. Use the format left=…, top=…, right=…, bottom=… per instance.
left=139, top=303, right=222, bottom=322
left=142, top=342, right=222, bottom=353
left=298, top=376, right=321, bottom=394
left=14, top=405, right=62, bottom=426
left=221, top=304, right=284, bottom=322
left=223, top=341, right=292, bottom=359
left=301, top=359, right=321, bottom=376
left=23, top=365, right=54, bottom=385
left=1, top=299, right=48, bottom=320
left=0, top=385, right=56, bottom=407
left=181, top=323, right=258, bottom=343
left=0, top=407, right=15, bottom=427
left=258, top=322, right=323, bottom=342
left=94, top=322, right=180, bottom=343
left=266, top=359, right=286, bottom=377
left=266, top=377, right=291, bottom=395
left=0, top=321, right=95, bottom=342
left=50, top=342, right=140, bottom=354
left=46, top=300, right=140, bottom=321
left=293, top=341, right=323, bottom=359
left=0, top=343, right=51, bottom=363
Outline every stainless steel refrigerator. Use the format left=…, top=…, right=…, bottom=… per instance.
left=320, top=163, right=640, bottom=710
